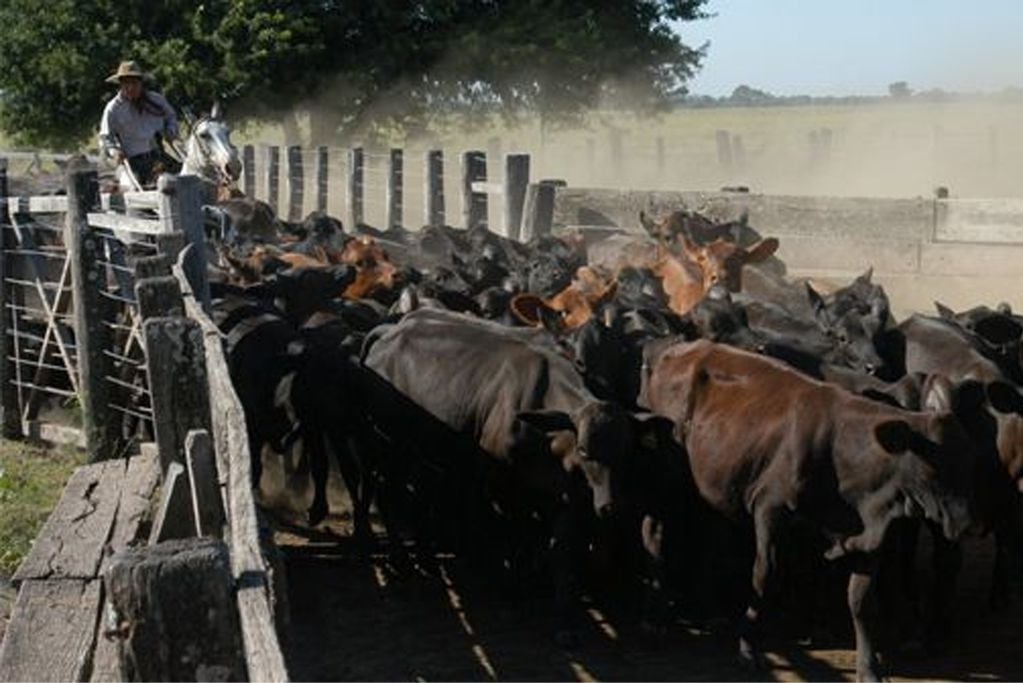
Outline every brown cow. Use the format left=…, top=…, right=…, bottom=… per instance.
left=339, top=235, right=400, bottom=299
left=510, top=266, right=618, bottom=331
left=639, top=339, right=976, bottom=681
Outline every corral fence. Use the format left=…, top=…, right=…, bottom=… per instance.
left=0, top=161, right=287, bottom=681
left=238, top=143, right=564, bottom=241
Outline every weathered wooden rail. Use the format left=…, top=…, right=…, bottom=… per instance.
left=0, top=163, right=288, bottom=681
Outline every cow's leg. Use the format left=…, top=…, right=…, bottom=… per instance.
left=927, top=531, right=962, bottom=647
left=327, top=431, right=370, bottom=542
left=739, top=505, right=781, bottom=669
left=848, top=553, right=883, bottom=682
left=551, top=492, right=589, bottom=648
left=346, top=434, right=376, bottom=544
left=305, top=429, right=329, bottom=526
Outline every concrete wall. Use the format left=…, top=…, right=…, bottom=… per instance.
left=552, top=187, right=1023, bottom=318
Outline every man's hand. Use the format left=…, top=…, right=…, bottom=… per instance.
left=111, top=150, right=126, bottom=165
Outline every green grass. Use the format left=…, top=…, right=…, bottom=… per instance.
left=0, top=440, right=85, bottom=578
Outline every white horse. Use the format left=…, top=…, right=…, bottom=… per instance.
left=116, top=102, right=241, bottom=197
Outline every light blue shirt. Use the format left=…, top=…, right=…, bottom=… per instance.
left=99, top=90, right=178, bottom=158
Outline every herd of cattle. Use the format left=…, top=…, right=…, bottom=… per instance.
left=208, top=200, right=1023, bottom=681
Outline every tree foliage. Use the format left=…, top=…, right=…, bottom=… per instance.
left=0, top=0, right=709, bottom=148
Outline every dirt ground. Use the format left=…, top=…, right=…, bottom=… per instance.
left=269, top=484, right=1023, bottom=683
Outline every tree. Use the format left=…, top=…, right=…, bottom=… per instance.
left=888, top=81, right=913, bottom=99
left=0, top=0, right=709, bottom=148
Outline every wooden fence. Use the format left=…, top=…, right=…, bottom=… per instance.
left=0, top=163, right=288, bottom=681
left=239, top=144, right=551, bottom=240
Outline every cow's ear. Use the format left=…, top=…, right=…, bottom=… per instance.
left=743, top=237, right=779, bottom=264
left=806, top=283, right=827, bottom=318
left=509, top=293, right=545, bottom=326
left=857, top=267, right=874, bottom=284
left=639, top=211, right=657, bottom=237
left=922, top=374, right=955, bottom=413
left=875, top=419, right=914, bottom=454
left=974, top=315, right=1022, bottom=346
left=516, top=409, right=575, bottom=435
left=934, top=301, right=956, bottom=320
left=680, top=235, right=701, bottom=260
left=329, top=264, right=356, bottom=290
left=987, top=381, right=1023, bottom=415
left=631, top=412, right=677, bottom=452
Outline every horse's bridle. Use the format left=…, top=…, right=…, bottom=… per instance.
left=190, top=117, right=239, bottom=191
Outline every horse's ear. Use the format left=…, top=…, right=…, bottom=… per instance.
left=211, top=101, right=222, bottom=120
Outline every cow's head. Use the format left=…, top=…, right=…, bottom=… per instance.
left=510, top=267, right=618, bottom=333
left=340, top=236, right=400, bottom=299
left=516, top=402, right=639, bottom=518
left=873, top=414, right=976, bottom=543
left=808, top=284, right=887, bottom=375
left=681, top=236, right=779, bottom=292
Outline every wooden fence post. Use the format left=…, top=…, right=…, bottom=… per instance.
left=286, top=145, right=304, bottom=222
left=521, top=179, right=564, bottom=241
left=135, top=276, right=184, bottom=320
left=609, top=128, right=624, bottom=181
left=315, top=146, right=329, bottom=214
left=66, top=159, right=116, bottom=461
left=346, top=147, right=364, bottom=229
left=504, top=154, right=530, bottom=241
left=715, top=130, right=733, bottom=169
left=263, top=146, right=279, bottom=214
left=144, top=317, right=212, bottom=472
left=386, top=148, right=403, bottom=229
left=461, top=150, right=487, bottom=230
left=242, top=145, right=255, bottom=197
left=732, top=134, right=746, bottom=172
left=158, top=175, right=209, bottom=313
left=586, top=138, right=596, bottom=184
left=425, top=150, right=444, bottom=226
left=104, top=538, right=246, bottom=681
left=0, top=159, right=21, bottom=439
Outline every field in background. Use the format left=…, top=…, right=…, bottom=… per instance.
left=235, top=100, right=1023, bottom=202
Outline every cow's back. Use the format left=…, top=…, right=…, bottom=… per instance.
left=364, top=309, right=583, bottom=455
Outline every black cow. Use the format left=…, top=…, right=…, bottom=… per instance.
left=362, top=308, right=671, bottom=640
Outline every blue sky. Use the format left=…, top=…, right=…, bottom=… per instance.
left=673, top=0, right=1023, bottom=96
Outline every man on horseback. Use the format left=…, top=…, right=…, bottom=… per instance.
left=99, top=60, right=182, bottom=189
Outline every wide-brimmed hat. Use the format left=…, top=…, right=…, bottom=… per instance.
left=105, top=60, right=150, bottom=84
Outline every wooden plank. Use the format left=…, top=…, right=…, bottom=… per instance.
left=104, top=452, right=161, bottom=565
left=89, top=592, right=124, bottom=682
left=0, top=161, right=22, bottom=438
left=158, top=174, right=210, bottom=312
left=286, top=145, right=304, bottom=222
left=424, top=149, right=444, bottom=226
left=120, top=190, right=160, bottom=212
left=143, top=316, right=212, bottom=471
left=504, top=154, right=530, bottom=241
left=148, top=461, right=197, bottom=543
left=470, top=181, right=503, bottom=195
left=242, top=145, right=256, bottom=198
left=66, top=160, right=117, bottom=462
left=135, top=276, right=184, bottom=320
left=12, top=460, right=124, bottom=582
left=315, top=146, right=328, bottom=214
left=0, top=579, right=101, bottom=682
left=86, top=212, right=168, bottom=236
left=461, top=150, right=487, bottom=230
left=264, top=146, right=280, bottom=214
left=174, top=264, right=289, bottom=682
left=104, top=538, right=246, bottom=681
left=386, top=148, right=403, bottom=228
left=346, top=147, right=364, bottom=228
left=185, top=429, right=226, bottom=538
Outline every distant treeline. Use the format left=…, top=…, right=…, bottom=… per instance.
left=676, top=84, right=1023, bottom=108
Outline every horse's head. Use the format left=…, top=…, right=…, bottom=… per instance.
left=183, top=103, right=242, bottom=186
